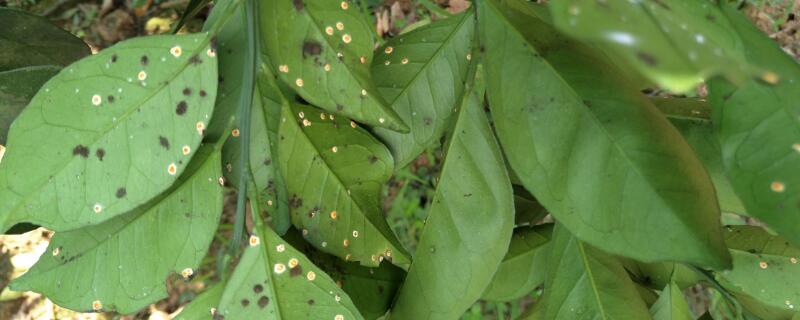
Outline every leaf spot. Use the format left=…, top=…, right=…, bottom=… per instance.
left=159, top=136, right=170, bottom=149
left=73, top=145, right=89, bottom=158
left=182, top=145, right=191, bottom=155
left=279, top=64, right=289, bottom=73
left=168, top=163, right=177, bottom=175
left=140, top=55, right=149, bottom=65
left=92, top=95, right=102, bottom=106
left=274, top=263, right=286, bottom=274
left=170, top=46, right=182, bottom=58
left=276, top=244, right=286, bottom=252
left=240, top=299, right=249, bottom=307
left=181, top=268, right=193, bottom=279
left=771, top=181, right=786, bottom=193
left=249, top=235, right=260, bottom=246
left=116, top=188, right=127, bottom=198
left=258, top=296, right=270, bottom=308
left=325, top=26, right=334, bottom=35
left=253, top=284, right=263, bottom=293
left=336, top=22, right=344, bottom=31
left=342, top=34, right=352, bottom=44
left=93, top=203, right=103, bottom=214
left=95, top=148, right=105, bottom=161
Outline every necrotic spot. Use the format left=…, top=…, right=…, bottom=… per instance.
left=107, top=95, right=114, bottom=103
left=111, top=54, right=118, bottom=63
left=159, top=136, right=170, bottom=149
left=141, top=55, right=149, bottom=65
left=73, top=145, right=89, bottom=158
left=189, top=55, right=202, bottom=65
left=116, top=188, right=127, bottom=198
left=258, top=296, right=269, bottom=308
left=253, top=284, right=263, bottom=293
left=293, top=0, right=304, bottom=10
left=199, top=90, right=207, bottom=97
left=176, top=101, right=188, bottom=115
left=96, top=149, right=105, bottom=161
left=183, top=88, right=192, bottom=96
left=302, top=41, right=323, bottom=57
left=241, top=299, right=250, bottom=307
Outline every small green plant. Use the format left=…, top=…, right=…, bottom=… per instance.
left=1, top=0, right=799, bottom=319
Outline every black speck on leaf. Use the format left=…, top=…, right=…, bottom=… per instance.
left=116, top=188, right=127, bottom=198
left=189, top=54, right=202, bottom=65
left=73, top=145, right=89, bottom=158
left=241, top=299, right=249, bottom=307
left=183, top=88, right=192, bottom=96
left=95, top=148, right=105, bottom=161
left=141, top=55, right=149, bottom=65
left=159, top=136, right=170, bottom=149
left=258, top=296, right=269, bottom=308
left=293, top=0, right=304, bottom=10
left=636, top=51, right=658, bottom=66
left=176, top=101, right=188, bottom=115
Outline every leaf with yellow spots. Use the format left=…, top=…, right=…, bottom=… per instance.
left=707, top=5, right=800, bottom=251
left=278, top=103, right=410, bottom=269
left=543, top=224, right=651, bottom=320
left=176, top=224, right=363, bottom=320
left=482, top=224, right=552, bottom=302
left=650, top=280, right=693, bottom=320
left=479, top=0, right=731, bottom=269
left=652, top=97, right=747, bottom=215
left=0, top=32, right=218, bottom=233
left=258, top=0, right=408, bottom=132
left=390, top=86, right=514, bottom=319
left=715, top=226, right=800, bottom=319
left=0, top=8, right=90, bottom=72
left=548, top=0, right=753, bottom=93
left=370, top=10, right=475, bottom=168
left=10, top=147, right=224, bottom=314
left=0, top=65, right=60, bottom=145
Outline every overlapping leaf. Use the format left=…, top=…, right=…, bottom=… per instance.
left=178, top=224, right=363, bottom=320
left=175, top=282, right=226, bottom=319
left=259, top=0, right=407, bottom=131
left=652, top=97, right=746, bottom=215
left=0, top=8, right=90, bottom=71
left=650, top=280, right=693, bottom=320
left=482, top=224, right=552, bottom=302
left=390, top=88, right=514, bottom=319
left=543, top=224, right=651, bottom=320
left=716, top=226, right=800, bottom=319
left=0, top=33, right=218, bottom=232
left=549, top=0, right=750, bottom=92
left=11, top=148, right=223, bottom=314
left=371, top=10, right=475, bottom=167
left=706, top=5, right=800, bottom=248
left=0, top=65, right=60, bottom=145
left=478, top=0, right=730, bottom=268
left=278, top=103, right=410, bottom=268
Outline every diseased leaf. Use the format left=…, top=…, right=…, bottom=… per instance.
left=175, top=282, right=226, bottom=319
left=652, top=97, right=746, bottom=215
left=390, top=87, right=514, bottom=319
left=0, top=8, right=90, bottom=71
left=482, top=224, right=552, bottom=302
left=716, top=225, right=800, bottom=319
left=549, top=0, right=750, bottom=92
left=11, top=148, right=224, bottom=314
left=0, top=65, right=60, bottom=145
left=651, top=280, right=693, bottom=320
left=0, top=33, right=218, bottom=232
left=259, top=0, right=407, bottom=131
left=190, top=225, right=363, bottom=320
left=706, top=5, right=800, bottom=248
left=543, top=224, right=651, bottom=320
left=278, top=103, right=410, bottom=268
left=478, top=0, right=730, bottom=269
left=371, top=10, right=475, bottom=167
left=284, top=228, right=405, bottom=320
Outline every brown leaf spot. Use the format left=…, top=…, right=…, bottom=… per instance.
left=140, top=55, right=149, bottom=65
left=73, top=145, right=89, bottom=158
left=96, top=148, right=106, bottom=161
left=257, top=296, right=269, bottom=308
left=302, top=41, right=323, bottom=57
left=107, top=95, right=115, bottom=103
left=241, top=299, right=249, bottom=307
left=159, top=136, right=170, bottom=149
left=253, top=284, right=263, bottom=293
left=176, top=101, right=188, bottom=115
left=116, top=188, right=127, bottom=198
left=189, top=54, right=202, bottom=65
left=200, top=90, right=207, bottom=97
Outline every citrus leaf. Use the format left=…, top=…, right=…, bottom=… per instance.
left=278, top=103, right=410, bottom=268
left=284, top=228, right=405, bottom=320
left=258, top=0, right=408, bottom=132
left=543, top=224, right=651, bottom=320
left=652, top=97, right=746, bottom=215
left=651, top=280, right=693, bottom=320
left=706, top=5, right=800, bottom=248
left=173, top=0, right=211, bottom=33
left=478, top=0, right=730, bottom=269
left=482, top=224, right=552, bottom=302
left=622, top=260, right=701, bottom=291
left=390, top=87, right=514, bottom=319
left=371, top=10, right=475, bottom=167
left=0, top=33, right=218, bottom=233
left=0, top=8, right=90, bottom=71
left=716, top=226, right=800, bottom=319
left=175, top=281, right=227, bottom=320
left=0, top=65, right=60, bottom=145
left=549, top=0, right=750, bottom=92
left=198, top=225, right=363, bottom=320
left=513, top=185, right=548, bottom=226
left=10, top=148, right=224, bottom=314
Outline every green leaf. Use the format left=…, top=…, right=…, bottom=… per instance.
left=278, top=103, right=410, bottom=268
left=651, top=280, right=693, bottom=320
left=482, top=224, right=552, bottom=302
left=706, top=5, right=800, bottom=249
left=175, top=282, right=227, bottom=319
left=543, top=224, right=651, bottom=320
left=185, top=225, right=363, bottom=320
left=0, top=33, right=218, bottom=232
left=10, top=148, right=224, bottom=314
left=258, top=0, right=408, bottom=132
left=0, top=8, right=90, bottom=71
left=370, top=10, right=475, bottom=167
left=0, top=65, right=60, bottom=145
left=390, top=87, right=514, bottom=319
left=716, top=225, right=800, bottom=319
left=652, top=97, right=746, bottom=215
left=284, top=228, right=405, bottom=320
left=173, top=0, right=211, bottom=33
left=478, top=0, right=730, bottom=269
left=548, top=0, right=751, bottom=93
left=622, top=260, right=701, bottom=291
left=513, top=185, right=549, bottom=226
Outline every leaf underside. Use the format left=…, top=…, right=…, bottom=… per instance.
left=482, top=224, right=552, bottom=302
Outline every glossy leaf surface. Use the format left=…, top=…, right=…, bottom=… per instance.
left=482, top=224, right=552, bottom=302
left=479, top=0, right=729, bottom=269
left=11, top=149, right=224, bottom=314
left=707, top=5, right=800, bottom=248
left=549, top=0, right=750, bottom=92
left=0, top=33, right=218, bottom=232
left=258, top=0, right=407, bottom=131
left=543, top=224, right=651, bottom=320
left=390, top=88, right=514, bottom=319
left=278, top=103, right=410, bottom=268
left=0, top=8, right=90, bottom=71
left=371, top=10, right=474, bottom=167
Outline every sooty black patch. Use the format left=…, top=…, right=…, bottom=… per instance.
left=253, top=284, right=263, bottom=293
left=141, top=55, right=149, bottom=65
left=73, top=145, right=89, bottom=158
left=293, top=0, right=304, bottom=10
left=176, top=101, right=188, bottom=115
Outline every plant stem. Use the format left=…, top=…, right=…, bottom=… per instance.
left=229, top=0, right=257, bottom=255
